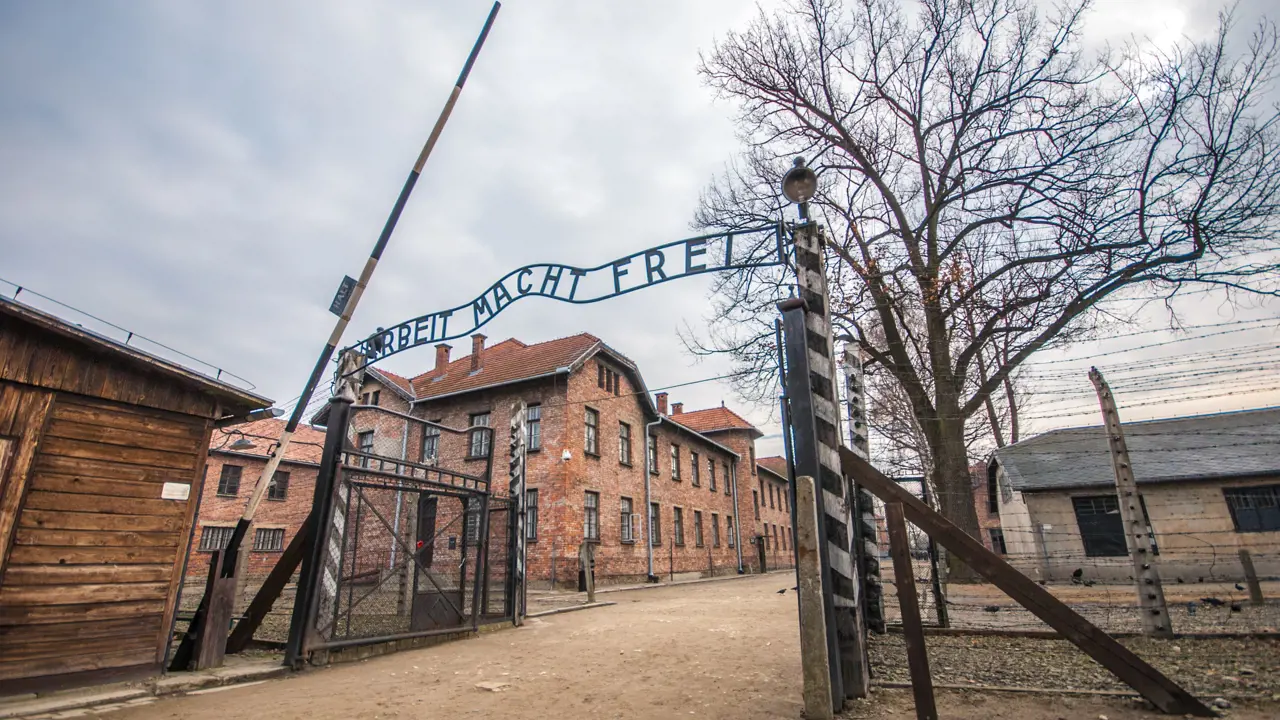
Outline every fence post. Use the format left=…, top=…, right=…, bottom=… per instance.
left=1089, top=369, right=1172, bottom=638
left=795, top=475, right=834, bottom=720
left=284, top=391, right=354, bottom=668
left=784, top=214, right=868, bottom=701
left=1239, top=549, right=1265, bottom=604
left=886, top=503, right=938, bottom=720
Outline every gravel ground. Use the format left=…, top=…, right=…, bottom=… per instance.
left=884, top=580, right=1280, bottom=634
left=870, top=633, right=1280, bottom=699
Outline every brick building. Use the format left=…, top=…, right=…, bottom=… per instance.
left=753, top=456, right=797, bottom=570
left=182, top=418, right=328, bottom=603
left=346, top=332, right=792, bottom=587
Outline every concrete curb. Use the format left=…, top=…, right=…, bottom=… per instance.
left=594, top=569, right=794, bottom=596
left=526, top=601, right=617, bottom=619
left=0, top=663, right=290, bottom=720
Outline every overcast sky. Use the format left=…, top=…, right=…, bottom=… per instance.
left=2, top=0, right=1276, bottom=460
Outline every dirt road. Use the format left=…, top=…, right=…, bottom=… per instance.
left=92, top=573, right=1276, bottom=720
left=108, top=573, right=806, bottom=720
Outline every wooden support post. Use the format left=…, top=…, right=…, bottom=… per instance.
left=886, top=503, right=937, bottom=720
left=193, top=549, right=237, bottom=670
left=795, top=475, right=834, bottom=720
left=840, top=446, right=1213, bottom=717
left=1239, top=549, right=1265, bottom=605
left=1089, top=369, right=1172, bottom=638
left=226, top=514, right=314, bottom=653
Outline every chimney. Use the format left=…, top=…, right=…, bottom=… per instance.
left=656, top=392, right=668, bottom=415
left=434, top=344, right=452, bottom=374
left=470, top=334, right=486, bottom=372
left=672, top=402, right=683, bottom=415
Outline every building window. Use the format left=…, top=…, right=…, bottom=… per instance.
left=673, top=507, right=685, bottom=546
left=598, top=364, right=605, bottom=388
left=371, top=390, right=380, bottom=406
left=584, top=491, right=600, bottom=540
left=253, top=527, right=285, bottom=552
left=527, top=404, right=542, bottom=451
left=621, top=497, right=634, bottom=543
left=650, top=503, right=661, bottom=546
left=1072, top=495, right=1126, bottom=557
left=421, top=425, right=441, bottom=463
left=648, top=435, right=658, bottom=475
left=199, top=525, right=234, bottom=552
left=783, top=527, right=788, bottom=552
left=783, top=489, right=789, bottom=513
left=671, top=444, right=681, bottom=481
left=753, top=490, right=760, bottom=519
left=694, top=511, right=704, bottom=547
left=723, top=462, right=731, bottom=495
left=762, top=526, right=769, bottom=550
left=468, top=412, right=491, bottom=458
left=712, top=513, right=721, bottom=547
left=619, top=422, right=632, bottom=465
left=526, top=489, right=539, bottom=541
left=708, top=461, right=716, bottom=491
left=750, top=445, right=756, bottom=475
left=217, top=465, right=242, bottom=496
left=769, top=484, right=776, bottom=509
left=989, top=528, right=1007, bottom=555
left=691, top=452, right=700, bottom=486
left=772, top=524, right=779, bottom=550
left=727, top=516, right=735, bottom=547
left=267, top=470, right=289, bottom=501
left=987, top=465, right=1000, bottom=514
left=1224, top=485, right=1280, bottom=532
left=356, top=430, right=374, bottom=467
left=584, top=408, right=599, bottom=456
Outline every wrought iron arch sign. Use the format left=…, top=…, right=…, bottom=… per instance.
left=348, top=223, right=790, bottom=365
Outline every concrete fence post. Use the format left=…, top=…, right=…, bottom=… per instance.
left=795, top=474, right=834, bottom=720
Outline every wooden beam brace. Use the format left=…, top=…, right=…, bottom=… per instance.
left=885, top=502, right=937, bottom=720
left=838, top=447, right=1213, bottom=717
left=225, top=513, right=315, bottom=654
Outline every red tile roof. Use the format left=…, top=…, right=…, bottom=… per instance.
left=670, top=406, right=762, bottom=438
left=410, top=333, right=602, bottom=400
left=757, top=455, right=788, bottom=479
left=370, top=368, right=415, bottom=398
left=210, top=417, right=328, bottom=465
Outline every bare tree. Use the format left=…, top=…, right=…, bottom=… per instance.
left=691, top=0, right=1280, bottom=558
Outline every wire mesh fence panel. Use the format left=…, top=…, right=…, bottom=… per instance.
left=296, top=404, right=514, bottom=651
left=484, top=500, right=512, bottom=619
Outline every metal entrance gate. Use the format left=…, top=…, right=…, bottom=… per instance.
left=293, top=402, right=515, bottom=657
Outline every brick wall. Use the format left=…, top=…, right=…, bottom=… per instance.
left=182, top=451, right=320, bottom=612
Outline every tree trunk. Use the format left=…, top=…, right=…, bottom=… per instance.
left=927, top=411, right=982, bottom=581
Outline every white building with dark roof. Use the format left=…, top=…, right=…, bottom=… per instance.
left=990, top=407, right=1280, bottom=582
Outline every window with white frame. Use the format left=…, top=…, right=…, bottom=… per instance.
left=584, top=408, right=599, bottom=456
left=527, top=404, right=542, bottom=451
left=621, top=497, right=634, bottom=543
left=468, top=413, right=491, bottom=458
left=584, top=491, right=600, bottom=540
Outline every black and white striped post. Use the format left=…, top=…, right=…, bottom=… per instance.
left=509, top=400, right=528, bottom=625
left=780, top=158, right=869, bottom=709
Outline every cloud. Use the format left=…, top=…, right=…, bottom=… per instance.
left=1, top=0, right=1273, bottom=465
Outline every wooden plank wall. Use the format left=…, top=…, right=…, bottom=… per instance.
left=0, top=392, right=209, bottom=683
left=0, top=315, right=220, bottom=421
